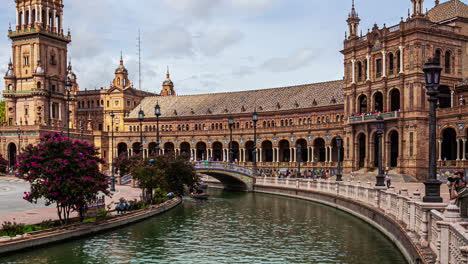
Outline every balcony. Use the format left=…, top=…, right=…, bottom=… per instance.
left=348, top=111, right=400, bottom=124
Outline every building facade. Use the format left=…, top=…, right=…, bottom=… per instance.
left=2, top=0, right=468, bottom=180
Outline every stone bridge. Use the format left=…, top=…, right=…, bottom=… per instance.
left=194, top=161, right=255, bottom=191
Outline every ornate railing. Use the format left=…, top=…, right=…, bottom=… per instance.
left=194, top=161, right=255, bottom=177
left=254, top=177, right=468, bottom=264
left=349, top=111, right=400, bottom=123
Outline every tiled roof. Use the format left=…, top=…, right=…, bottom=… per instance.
left=427, top=0, right=468, bottom=23
left=129, top=80, right=344, bottom=119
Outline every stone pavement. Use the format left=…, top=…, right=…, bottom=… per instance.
left=0, top=178, right=142, bottom=225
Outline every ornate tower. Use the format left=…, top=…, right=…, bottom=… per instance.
left=4, top=0, right=73, bottom=127
left=112, top=54, right=131, bottom=89
left=411, top=0, right=424, bottom=16
left=160, top=67, right=176, bottom=96
left=347, top=0, right=360, bottom=39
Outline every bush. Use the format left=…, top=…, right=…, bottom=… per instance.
left=97, top=209, right=108, bottom=220
left=1, top=221, right=25, bottom=236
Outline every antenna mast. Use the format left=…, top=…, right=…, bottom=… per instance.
left=137, top=29, right=142, bottom=91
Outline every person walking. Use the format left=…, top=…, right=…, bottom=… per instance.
left=385, top=167, right=391, bottom=188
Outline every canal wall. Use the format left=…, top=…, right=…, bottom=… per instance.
left=0, top=197, right=182, bottom=255
left=203, top=176, right=468, bottom=264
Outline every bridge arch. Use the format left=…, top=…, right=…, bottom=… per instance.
left=195, top=161, right=255, bottom=191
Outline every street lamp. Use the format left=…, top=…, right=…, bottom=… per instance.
left=228, top=116, right=234, bottom=163
left=110, top=111, right=116, bottom=192
left=336, top=136, right=343, bottom=181
left=138, top=108, right=145, bottom=157
left=422, top=58, right=443, bottom=203
left=65, top=75, right=73, bottom=138
left=252, top=110, right=259, bottom=174
left=297, top=143, right=302, bottom=178
left=154, top=103, right=161, bottom=156
left=375, top=116, right=385, bottom=187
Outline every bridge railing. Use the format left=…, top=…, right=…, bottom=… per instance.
left=194, top=161, right=255, bottom=177
left=255, top=177, right=468, bottom=264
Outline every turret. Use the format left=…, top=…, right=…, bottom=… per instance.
left=347, top=0, right=361, bottom=39
left=160, top=67, right=176, bottom=96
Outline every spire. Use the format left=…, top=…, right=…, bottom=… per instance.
left=120, top=51, right=123, bottom=65
left=68, top=58, right=72, bottom=71
left=166, top=66, right=170, bottom=79
left=5, top=58, right=14, bottom=77
left=349, top=0, right=359, bottom=18
left=346, top=0, right=360, bottom=39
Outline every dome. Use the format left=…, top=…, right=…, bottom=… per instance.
left=5, top=59, right=14, bottom=77
left=115, top=54, right=128, bottom=74
left=162, top=67, right=173, bottom=86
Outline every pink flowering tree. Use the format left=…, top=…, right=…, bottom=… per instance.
left=17, top=132, right=110, bottom=224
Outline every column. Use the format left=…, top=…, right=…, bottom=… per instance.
left=438, top=140, right=442, bottom=161
left=58, top=103, right=62, bottom=120
left=463, top=139, right=467, bottom=161
left=399, top=46, right=404, bottom=74
left=275, top=148, right=279, bottom=162
left=46, top=7, right=50, bottom=27
left=35, top=5, right=38, bottom=23
left=16, top=9, right=19, bottom=27
left=351, top=59, right=356, bottom=84
left=325, top=146, right=329, bottom=162
left=39, top=5, right=42, bottom=23
left=259, top=148, right=263, bottom=162
left=52, top=9, right=57, bottom=30
left=366, top=55, right=371, bottom=81
left=382, top=51, right=387, bottom=77
left=49, top=103, right=53, bottom=119
left=59, top=12, right=63, bottom=32
left=456, top=139, right=461, bottom=161
left=311, top=147, right=315, bottom=162
left=329, top=146, right=333, bottom=162
left=22, top=7, right=25, bottom=27
left=28, top=6, right=31, bottom=25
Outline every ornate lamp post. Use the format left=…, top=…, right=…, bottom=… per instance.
left=138, top=108, right=145, bottom=157
left=375, top=116, right=385, bottom=187
left=228, top=116, right=234, bottom=163
left=297, top=143, right=302, bottom=178
left=422, top=58, right=443, bottom=203
left=154, top=103, right=161, bottom=155
left=252, top=110, right=259, bottom=174
left=336, top=135, right=343, bottom=181
left=110, top=111, right=116, bottom=192
left=65, top=75, right=73, bottom=138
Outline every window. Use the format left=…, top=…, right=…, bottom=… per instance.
left=50, top=54, right=56, bottom=65
left=37, top=82, right=41, bottom=89
left=409, top=83, right=414, bottom=110
left=357, top=61, right=363, bottom=81
left=116, top=127, right=119, bottom=132
left=127, top=100, right=130, bottom=106
left=376, top=59, right=382, bottom=78
left=23, top=56, right=29, bottom=66
left=388, top=53, right=394, bottom=75
left=107, top=101, right=110, bottom=107
left=435, top=49, right=442, bottom=64
left=115, top=100, right=119, bottom=106
left=409, top=132, right=414, bottom=156
left=117, top=78, right=120, bottom=85
left=8, top=84, right=12, bottom=91
left=445, top=51, right=451, bottom=74
left=396, top=50, right=401, bottom=73
left=98, top=124, right=103, bottom=131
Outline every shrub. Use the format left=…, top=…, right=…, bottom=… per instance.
left=97, top=209, right=108, bottom=220
left=1, top=221, right=25, bottom=236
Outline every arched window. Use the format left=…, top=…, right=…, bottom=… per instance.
left=358, top=95, right=368, bottom=113
left=435, top=49, right=442, bottom=64
left=374, top=92, right=383, bottom=112
left=445, top=51, right=451, bottom=74
left=396, top=50, right=401, bottom=73
left=390, top=89, right=401, bottom=111
left=388, top=53, right=394, bottom=75
left=117, top=78, right=120, bottom=85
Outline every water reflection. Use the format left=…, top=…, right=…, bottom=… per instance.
left=1, top=189, right=407, bottom=264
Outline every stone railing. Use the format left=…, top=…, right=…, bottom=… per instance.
left=194, top=161, right=255, bottom=176
left=255, top=177, right=468, bottom=264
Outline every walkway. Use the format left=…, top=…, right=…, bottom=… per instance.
left=0, top=177, right=141, bottom=225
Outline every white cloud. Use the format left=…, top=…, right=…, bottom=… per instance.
left=163, top=0, right=220, bottom=18
left=225, top=0, right=275, bottom=11
left=197, top=25, right=244, bottom=56
left=147, top=26, right=194, bottom=59
left=261, top=48, right=318, bottom=73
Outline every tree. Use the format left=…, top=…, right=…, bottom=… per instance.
left=17, top=132, right=111, bottom=224
left=0, top=154, right=8, bottom=173
left=114, top=152, right=131, bottom=176
left=130, top=154, right=198, bottom=204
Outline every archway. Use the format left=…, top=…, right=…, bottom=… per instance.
left=164, top=142, right=175, bottom=155
left=313, top=138, right=326, bottom=162
left=296, top=139, right=308, bottom=162
left=279, top=140, right=290, bottom=162
left=231, top=141, right=240, bottom=162
left=373, top=133, right=379, bottom=168
left=180, top=142, right=191, bottom=156
left=389, top=131, right=399, bottom=167
left=390, top=89, right=400, bottom=111
left=245, top=141, right=254, bottom=162
left=330, top=138, right=341, bottom=162
left=374, top=92, right=383, bottom=112
left=212, top=141, right=223, bottom=161
left=261, top=140, right=273, bottom=162
left=132, top=142, right=141, bottom=155
left=148, top=142, right=157, bottom=156
left=117, top=142, right=128, bottom=157
left=196, top=142, right=207, bottom=161
left=441, top=128, right=457, bottom=160
left=358, top=133, right=366, bottom=169
left=8, top=143, right=17, bottom=170
left=358, top=95, right=368, bottom=113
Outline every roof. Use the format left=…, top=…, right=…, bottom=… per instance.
left=129, top=80, right=344, bottom=119
left=427, top=0, right=468, bottom=23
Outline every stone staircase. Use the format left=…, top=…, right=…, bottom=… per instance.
left=334, top=168, right=420, bottom=183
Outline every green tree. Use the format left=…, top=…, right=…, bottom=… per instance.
left=17, top=133, right=111, bottom=224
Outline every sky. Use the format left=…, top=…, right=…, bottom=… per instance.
left=0, top=0, right=439, bottom=95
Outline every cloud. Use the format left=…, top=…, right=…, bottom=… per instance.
left=261, top=48, right=318, bottom=73
left=225, top=0, right=275, bottom=11
left=197, top=25, right=244, bottom=56
left=233, top=66, right=254, bottom=77
left=163, top=0, right=219, bottom=18
left=147, top=26, right=194, bottom=59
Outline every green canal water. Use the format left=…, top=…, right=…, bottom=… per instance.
left=1, top=189, right=407, bottom=264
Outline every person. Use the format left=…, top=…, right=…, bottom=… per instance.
left=450, top=171, right=468, bottom=218
left=385, top=167, right=391, bottom=188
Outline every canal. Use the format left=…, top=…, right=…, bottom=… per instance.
left=1, top=189, right=407, bottom=264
